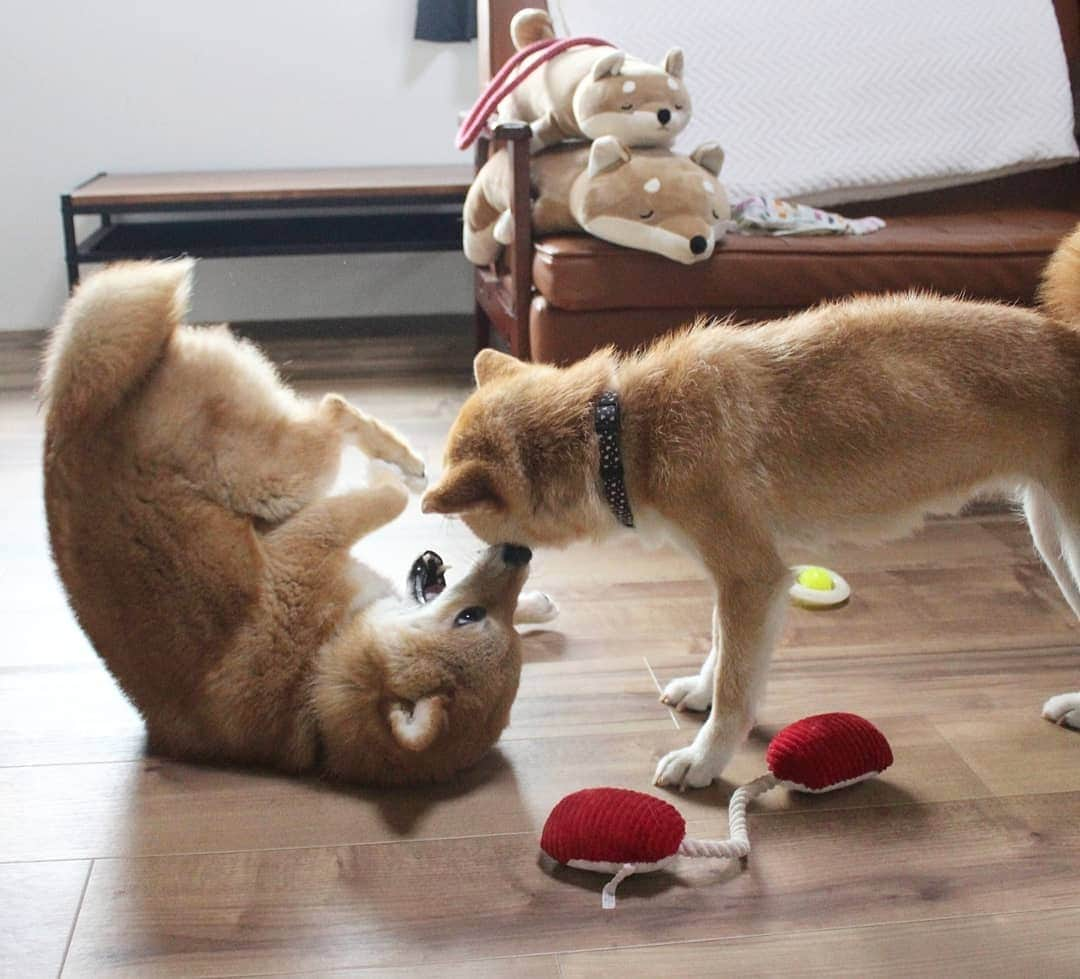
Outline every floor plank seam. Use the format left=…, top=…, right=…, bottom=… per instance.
left=774, top=635, right=1080, bottom=658
left=5, top=786, right=1078, bottom=867
left=5, top=829, right=540, bottom=867
left=547, top=900, right=1080, bottom=962
left=55, top=858, right=92, bottom=979
left=201, top=951, right=563, bottom=979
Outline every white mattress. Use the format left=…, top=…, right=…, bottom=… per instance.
left=552, top=0, right=1079, bottom=205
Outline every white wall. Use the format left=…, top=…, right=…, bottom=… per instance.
left=0, top=0, right=478, bottom=331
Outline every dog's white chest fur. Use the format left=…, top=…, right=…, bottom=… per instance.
left=345, top=558, right=398, bottom=613
left=630, top=505, right=708, bottom=566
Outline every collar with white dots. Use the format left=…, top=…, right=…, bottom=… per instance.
left=594, top=391, right=634, bottom=528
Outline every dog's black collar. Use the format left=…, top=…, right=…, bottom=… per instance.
left=594, top=391, right=634, bottom=528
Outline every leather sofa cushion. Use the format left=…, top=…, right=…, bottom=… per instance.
left=533, top=208, right=1080, bottom=313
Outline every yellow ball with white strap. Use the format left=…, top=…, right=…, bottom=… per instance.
left=789, top=565, right=850, bottom=609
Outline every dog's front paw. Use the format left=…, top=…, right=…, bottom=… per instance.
left=653, top=721, right=738, bottom=790
left=402, top=470, right=428, bottom=495
left=660, top=674, right=713, bottom=713
left=396, top=449, right=427, bottom=488
left=515, top=590, right=559, bottom=625
left=372, top=458, right=425, bottom=496
left=654, top=742, right=728, bottom=791
left=1042, top=692, right=1080, bottom=729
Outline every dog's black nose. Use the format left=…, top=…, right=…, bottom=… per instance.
left=501, top=544, right=532, bottom=567
left=657, top=108, right=672, bottom=125
left=690, top=235, right=708, bottom=255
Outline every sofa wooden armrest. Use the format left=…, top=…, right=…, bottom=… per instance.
left=472, top=121, right=535, bottom=358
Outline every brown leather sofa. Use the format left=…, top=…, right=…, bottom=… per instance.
left=472, top=0, right=1080, bottom=364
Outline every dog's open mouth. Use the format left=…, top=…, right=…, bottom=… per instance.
left=407, top=550, right=447, bottom=604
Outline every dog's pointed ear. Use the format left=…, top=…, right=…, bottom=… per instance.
left=591, top=49, right=626, bottom=81
left=663, top=47, right=684, bottom=79
left=474, top=348, right=524, bottom=387
left=691, top=141, right=725, bottom=177
left=588, top=135, right=631, bottom=177
left=388, top=695, right=448, bottom=752
left=421, top=461, right=503, bottom=515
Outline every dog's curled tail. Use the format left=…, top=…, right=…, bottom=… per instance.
left=39, top=258, right=193, bottom=432
left=1040, top=222, right=1080, bottom=328
left=510, top=8, right=556, bottom=51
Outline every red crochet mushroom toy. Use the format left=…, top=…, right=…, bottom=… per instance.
left=540, top=712, right=892, bottom=907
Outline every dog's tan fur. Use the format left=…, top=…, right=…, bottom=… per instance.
left=42, top=259, right=552, bottom=785
left=424, top=224, right=1080, bottom=788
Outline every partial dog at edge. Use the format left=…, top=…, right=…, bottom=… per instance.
left=423, top=224, right=1080, bottom=790
left=42, top=260, right=556, bottom=786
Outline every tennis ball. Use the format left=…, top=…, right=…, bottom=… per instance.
left=797, top=566, right=834, bottom=592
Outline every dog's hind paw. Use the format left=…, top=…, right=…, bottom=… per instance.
left=1042, top=692, right=1080, bottom=729
left=514, top=590, right=559, bottom=625
left=660, top=674, right=713, bottom=713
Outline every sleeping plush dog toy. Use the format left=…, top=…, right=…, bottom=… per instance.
left=463, top=136, right=729, bottom=266
left=498, top=8, right=691, bottom=151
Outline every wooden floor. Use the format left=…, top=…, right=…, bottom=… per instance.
left=3, top=331, right=1079, bottom=978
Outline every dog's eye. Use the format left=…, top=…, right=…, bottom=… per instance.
left=639, top=209, right=655, bottom=219
left=674, top=104, right=684, bottom=110
left=454, top=606, right=487, bottom=626
left=712, top=209, right=722, bottom=220
left=620, top=103, right=634, bottom=111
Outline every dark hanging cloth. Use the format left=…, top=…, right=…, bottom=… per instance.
left=414, top=0, right=477, bottom=42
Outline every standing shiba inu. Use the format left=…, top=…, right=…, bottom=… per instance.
left=41, top=260, right=555, bottom=786
left=424, top=225, right=1080, bottom=790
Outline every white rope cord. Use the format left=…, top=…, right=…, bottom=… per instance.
left=602, top=863, right=637, bottom=909
left=677, top=773, right=777, bottom=860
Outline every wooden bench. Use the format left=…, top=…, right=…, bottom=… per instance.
left=61, top=165, right=473, bottom=290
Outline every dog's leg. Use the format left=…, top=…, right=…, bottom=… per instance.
left=321, top=394, right=426, bottom=490
left=660, top=607, right=719, bottom=712
left=260, top=478, right=409, bottom=620
left=1024, top=485, right=1080, bottom=617
left=203, top=392, right=408, bottom=524
left=654, top=549, right=788, bottom=790
left=1025, top=485, right=1080, bottom=730
left=513, top=590, right=559, bottom=625
left=264, top=475, right=409, bottom=557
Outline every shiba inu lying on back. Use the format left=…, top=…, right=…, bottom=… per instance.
left=424, top=225, right=1080, bottom=789
left=42, top=260, right=555, bottom=785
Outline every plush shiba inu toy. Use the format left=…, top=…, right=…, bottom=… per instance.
left=463, top=136, right=729, bottom=266
left=496, top=8, right=691, bottom=152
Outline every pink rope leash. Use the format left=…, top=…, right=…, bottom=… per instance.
left=456, top=35, right=611, bottom=150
